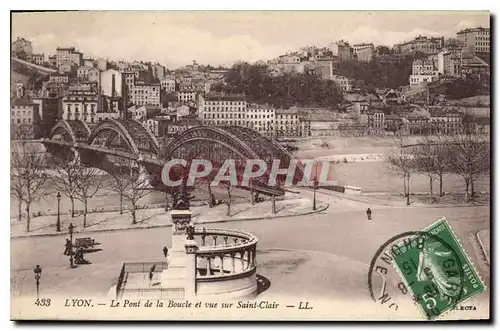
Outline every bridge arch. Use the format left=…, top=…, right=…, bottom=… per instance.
left=87, top=119, right=141, bottom=154
left=162, top=126, right=260, bottom=162
left=87, top=118, right=160, bottom=156
left=50, top=119, right=90, bottom=143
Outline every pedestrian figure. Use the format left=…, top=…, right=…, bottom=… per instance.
left=63, top=239, right=72, bottom=256
left=366, top=208, right=372, bottom=220
left=163, top=246, right=168, bottom=258
left=74, top=248, right=88, bottom=264
left=149, top=264, right=156, bottom=283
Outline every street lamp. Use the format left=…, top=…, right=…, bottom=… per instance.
left=33, top=265, right=42, bottom=299
left=406, top=173, right=411, bottom=206
left=313, top=176, right=319, bottom=211
left=68, top=223, right=75, bottom=268
left=56, top=192, right=61, bottom=232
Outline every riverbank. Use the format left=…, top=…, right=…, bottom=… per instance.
left=11, top=197, right=328, bottom=239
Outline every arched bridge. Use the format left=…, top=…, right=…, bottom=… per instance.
left=43, top=119, right=304, bottom=196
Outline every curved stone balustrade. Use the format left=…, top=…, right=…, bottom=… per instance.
left=189, top=227, right=258, bottom=298
left=193, top=227, right=257, bottom=252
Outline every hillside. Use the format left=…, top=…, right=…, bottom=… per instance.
left=11, top=59, right=48, bottom=96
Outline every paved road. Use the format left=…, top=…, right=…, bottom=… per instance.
left=11, top=188, right=490, bottom=299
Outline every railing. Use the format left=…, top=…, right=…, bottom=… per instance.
left=192, top=228, right=258, bottom=282
left=193, top=228, right=257, bottom=253
left=116, top=263, right=126, bottom=299
left=116, top=262, right=170, bottom=299
left=123, top=262, right=169, bottom=273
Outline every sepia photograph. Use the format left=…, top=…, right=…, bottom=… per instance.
left=9, top=10, right=491, bottom=321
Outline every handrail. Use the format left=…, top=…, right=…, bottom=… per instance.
left=116, top=263, right=126, bottom=299
left=193, top=227, right=256, bottom=241
left=193, top=227, right=258, bottom=254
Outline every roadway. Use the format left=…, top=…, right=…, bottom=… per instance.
left=11, top=189, right=490, bottom=301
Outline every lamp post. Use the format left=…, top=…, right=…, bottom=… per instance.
left=68, top=223, right=75, bottom=268
left=313, top=177, right=318, bottom=211
left=33, top=265, right=42, bottom=299
left=56, top=192, right=61, bottom=232
left=406, top=173, right=411, bottom=206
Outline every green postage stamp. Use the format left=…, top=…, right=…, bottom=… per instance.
left=391, top=218, right=485, bottom=320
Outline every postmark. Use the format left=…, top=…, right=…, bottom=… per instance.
left=368, top=218, right=485, bottom=320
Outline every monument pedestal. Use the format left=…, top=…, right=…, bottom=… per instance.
left=161, top=210, right=193, bottom=289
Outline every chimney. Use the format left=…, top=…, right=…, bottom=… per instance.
left=111, top=74, right=116, bottom=98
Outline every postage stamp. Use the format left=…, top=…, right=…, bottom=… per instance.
left=391, top=218, right=485, bottom=319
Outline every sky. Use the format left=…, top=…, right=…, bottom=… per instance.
left=12, top=11, right=490, bottom=68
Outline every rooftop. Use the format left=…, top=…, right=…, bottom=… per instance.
left=457, top=27, right=490, bottom=34
left=56, top=47, right=76, bottom=51
left=12, top=98, right=36, bottom=106
left=205, top=94, right=246, bottom=101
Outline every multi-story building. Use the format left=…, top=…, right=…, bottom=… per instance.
left=429, top=109, right=464, bottom=135
left=31, top=53, right=45, bottom=66
left=77, top=65, right=93, bottom=81
left=88, top=67, right=101, bottom=87
left=177, top=90, right=197, bottom=103
left=11, top=99, right=42, bottom=139
left=49, top=73, right=69, bottom=84
left=329, top=40, right=354, bottom=62
left=123, top=70, right=136, bottom=101
left=15, top=83, right=25, bottom=99
left=436, top=51, right=461, bottom=77
left=409, top=59, right=439, bottom=86
left=41, top=73, right=70, bottom=98
left=56, top=47, right=83, bottom=68
left=315, top=58, right=333, bottom=80
left=12, top=37, right=33, bottom=59
left=62, top=87, right=99, bottom=124
left=352, top=43, right=374, bottom=62
left=367, top=111, right=385, bottom=133
left=457, top=27, right=490, bottom=56
left=246, top=104, right=275, bottom=135
left=32, top=96, right=61, bottom=137
left=275, top=108, right=300, bottom=137
left=198, top=95, right=247, bottom=126
left=398, top=36, right=444, bottom=54
left=70, top=51, right=83, bottom=67
left=145, top=115, right=173, bottom=137
left=412, top=59, right=438, bottom=75
left=130, top=82, right=161, bottom=106
left=152, top=63, right=166, bottom=80
left=407, top=113, right=431, bottom=134
left=160, top=77, right=176, bottom=92
left=97, top=95, right=123, bottom=123
left=332, top=75, right=352, bottom=92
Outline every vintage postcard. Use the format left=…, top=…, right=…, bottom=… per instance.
left=10, top=11, right=490, bottom=321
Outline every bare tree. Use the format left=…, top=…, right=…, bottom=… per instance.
left=387, top=132, right=415, bottom=198
left=51, top=150, right=79, bottom=217
left=11, top=142, right=48, bottom=232
left=108, top=163, right=128, bottom=215
left=217, top=182, right=234, bottom=216
left=429, top=135, right=450, bottom=197
left=74, top=164, right=104, bottom=228
left=112, top=159, right=151, bottom=224
left=412, top=139, right=437, bottom=203
left=446, top=129, right=490, bottom=202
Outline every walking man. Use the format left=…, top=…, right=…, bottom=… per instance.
left=63, top=239, right=72, bottom=256
left=366, top=208, right=372, bottom=220
left=163, top=246, right=168, bottom=258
